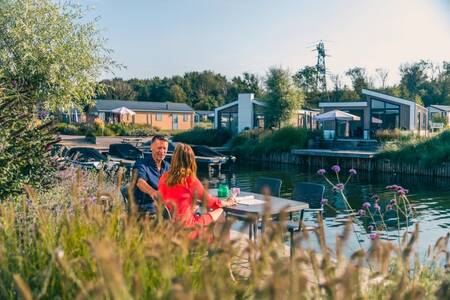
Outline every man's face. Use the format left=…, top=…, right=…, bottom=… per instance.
left=151, top=139, right=168, bottom=162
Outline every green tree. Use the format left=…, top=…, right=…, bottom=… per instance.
left=399, top=60, right=430, bottom=104
left=293, top=66, right=319, bottom=94
left=0, top=0, right=112, bottom=111
left=345, top=67, right=370, bottom=97
left=0, top=0, right=111, bottom=199
left=228, top=72, right=263, bottom=101
left=98, top=78, right=137, bottom=100
left=264, top=67, right=304, bottom=128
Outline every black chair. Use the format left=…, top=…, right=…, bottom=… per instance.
left=254, top=177, right=282, bottom=197
left=286, top=182, right=325, bottom=257
left=120, top=184, right=171, bottom=220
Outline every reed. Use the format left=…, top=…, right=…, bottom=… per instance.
left=0, top=166, right=448, bottom=299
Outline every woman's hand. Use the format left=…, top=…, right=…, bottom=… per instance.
left=222, top=196, right=237, bottom=207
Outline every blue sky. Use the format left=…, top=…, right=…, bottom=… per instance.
left=81, top=0, right=450, bottom=86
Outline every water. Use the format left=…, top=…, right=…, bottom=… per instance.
left=199, top=162, right=450, bottom=257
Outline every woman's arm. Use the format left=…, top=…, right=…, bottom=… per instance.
left=193, top=178, right=222, bottom=209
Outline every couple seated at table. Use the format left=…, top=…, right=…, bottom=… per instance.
left=133, top=136, right=236, bottom=239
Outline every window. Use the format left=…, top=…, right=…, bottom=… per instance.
left=156, top=113, right=162, bottom=121
left=183, top=113, right=189, bottom=122
left=219, top=112, right=238, bottom=134
left=370, top=99, right=400, bottom=134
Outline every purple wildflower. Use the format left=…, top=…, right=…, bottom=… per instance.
left=320, top=198, right=328, bottom=206
left=331, top=165, right=341, bottom=173
left=397, top=188, right=408, bottom=196
left=369, top=233, right=379, bottom=240
left=317, top=169, right=326, bottom=176
left=358, top=209, right=366, bottom=216
left=372, top=195, right=379, bottom=201
left=362, top=202, right=371, bottom=209
left=368, top=224, right=375, bottom=231
left=335, top=183, right=345, bottom=190
left=390, top=199, right=397, bottom=205
left=374, top=203, right=381, bottom=211
left=386, top=204, right=393, bottom=211
left=349, top=168, right=357, bottom=175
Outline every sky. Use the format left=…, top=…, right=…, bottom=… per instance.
left=80, top=0, right=450, bottom=86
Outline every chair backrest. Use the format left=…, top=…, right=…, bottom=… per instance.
left=292, top=182, right=325, bottom=209
left=254, top=177, right=282, bottom=197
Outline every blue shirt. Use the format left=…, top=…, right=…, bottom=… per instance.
left=133, top=156, right=170, bottom=213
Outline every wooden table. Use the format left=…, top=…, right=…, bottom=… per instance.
left=209, top=189, right=309, bottom=240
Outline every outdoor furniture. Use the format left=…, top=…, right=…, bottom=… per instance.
left=120, top=184, right=171, bottom=220
left=254, top=177, right=282, bottom=197
left=286, top=182, right=325, bottom=257
left=209, top=188, right=308, bottom=241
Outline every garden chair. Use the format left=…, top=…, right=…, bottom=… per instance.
left=254, top=177, right=282, bottom=197
left=120, top=184, right=171, bottom=220
left=286, top=182, right=325, bottom=257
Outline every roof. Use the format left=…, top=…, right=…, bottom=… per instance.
left=195, top=110, right=214, bottom=115
left=94, top=99, right=194, bottom=112
left=319, top=101, right=367, bottom=108
left=362, top=89, right=425, bottom=108
left=429, top=105, right=450, bottom=112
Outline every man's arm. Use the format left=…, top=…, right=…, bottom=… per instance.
left=136, top=178, right=158, bottom=200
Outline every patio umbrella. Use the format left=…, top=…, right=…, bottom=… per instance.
left=314, top=110, right=360, bottom=139
left=111, top=106, right=136, bottom=116
left=313, top=110, right=360, bottom=122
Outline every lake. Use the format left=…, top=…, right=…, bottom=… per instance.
left=199, top=161, right=450, bottom=257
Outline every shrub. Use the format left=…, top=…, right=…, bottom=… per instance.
left=230, top=127, right=315, bottom=158
left=55, top=123, right=81, bottom=135
left=378, top=129, right=450, bottom=167
left=172, top=127, right=232, bottom=146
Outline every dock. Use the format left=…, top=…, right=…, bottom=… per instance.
left=291, top=149, right=376, bottom=159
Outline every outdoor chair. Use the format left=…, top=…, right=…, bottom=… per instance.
left=254, top=177, right=282, bottom=197
left=120, top=184, right=171, bottom=220
left=286, top=182, right=325, bottom=257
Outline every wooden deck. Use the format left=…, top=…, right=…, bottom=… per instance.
left=291, top=149, right=376, bottom=159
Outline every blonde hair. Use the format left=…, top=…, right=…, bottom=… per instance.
left=165, top=143, right=197, bottom=187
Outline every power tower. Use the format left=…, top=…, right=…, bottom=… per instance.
left=314, top=41, right=328, bottom=94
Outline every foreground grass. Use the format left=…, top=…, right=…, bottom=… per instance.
left=0, top=167, right=448, bottom=299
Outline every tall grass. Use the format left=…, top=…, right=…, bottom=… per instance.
left=231, top=127, right=320, bottom=159
left=379, top=130, right=450, bottom=167
left=0, top=167, right=448, bottom=299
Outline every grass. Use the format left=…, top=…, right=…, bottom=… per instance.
left=0, top=167, right=448, bottom=299
left=231, top=127, right=321, bottom=159
left=378, top=129, right=450, bottom=167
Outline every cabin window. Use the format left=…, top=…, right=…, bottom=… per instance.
left=156, top=113, right=162, bottom=121
left=183, top=113, right=189, bottom=122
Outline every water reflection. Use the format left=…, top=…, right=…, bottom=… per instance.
left=198, top=161, right=450, bottom=255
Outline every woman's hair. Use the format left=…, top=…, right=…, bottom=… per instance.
left=165, top=143, right=197, bottom=187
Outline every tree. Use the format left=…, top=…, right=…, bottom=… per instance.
left=228, top=72, right=263, bottom=101
left=0, top=0, right=112, bottom=111
left=399, top=60, right=430, bottom=104
left=375, top=68, right=389, bottom=89
left=0, top=0, right=111, bottom=199
left=345, top=67, right=370, bottom=96
left=264, top=67, right=304, bottom=128
left=293, top=66, right=319, bottom=94
left=98, top=78, right=137, bottom=100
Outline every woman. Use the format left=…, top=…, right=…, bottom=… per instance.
left=158, top=143, right=236, bottom=239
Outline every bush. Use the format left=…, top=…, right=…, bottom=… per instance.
left=230, top=127, right=315, bottom=158
left=172, top=127, right=232, bottom=146
left=378, top=129, right=450, bottom=167
left=54, top=123, right=81, bottom=135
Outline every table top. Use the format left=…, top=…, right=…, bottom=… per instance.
left=209, top=189, right=309, bottom=217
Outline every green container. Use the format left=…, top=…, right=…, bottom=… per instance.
left=218, top=184, right=229, bottom=198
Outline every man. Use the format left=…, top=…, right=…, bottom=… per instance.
left=133, top=135, right=170, bottom=214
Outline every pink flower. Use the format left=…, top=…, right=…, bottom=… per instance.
left=362, top=202, right=371, bottom=209
left=331, top=165, right=341, bottom=173
left=369, top=233, right=379, bottom=240
left=358, top=209, right=366, bottom=216
left=317, top=169, right=326, bottom=176
left=320, top=198, right=328, bottom=206
left=374, top=203, right=381, bottom=211
left=349, top=168, right=357, bottom=175
left=335, top=183, right=345, bottom=190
